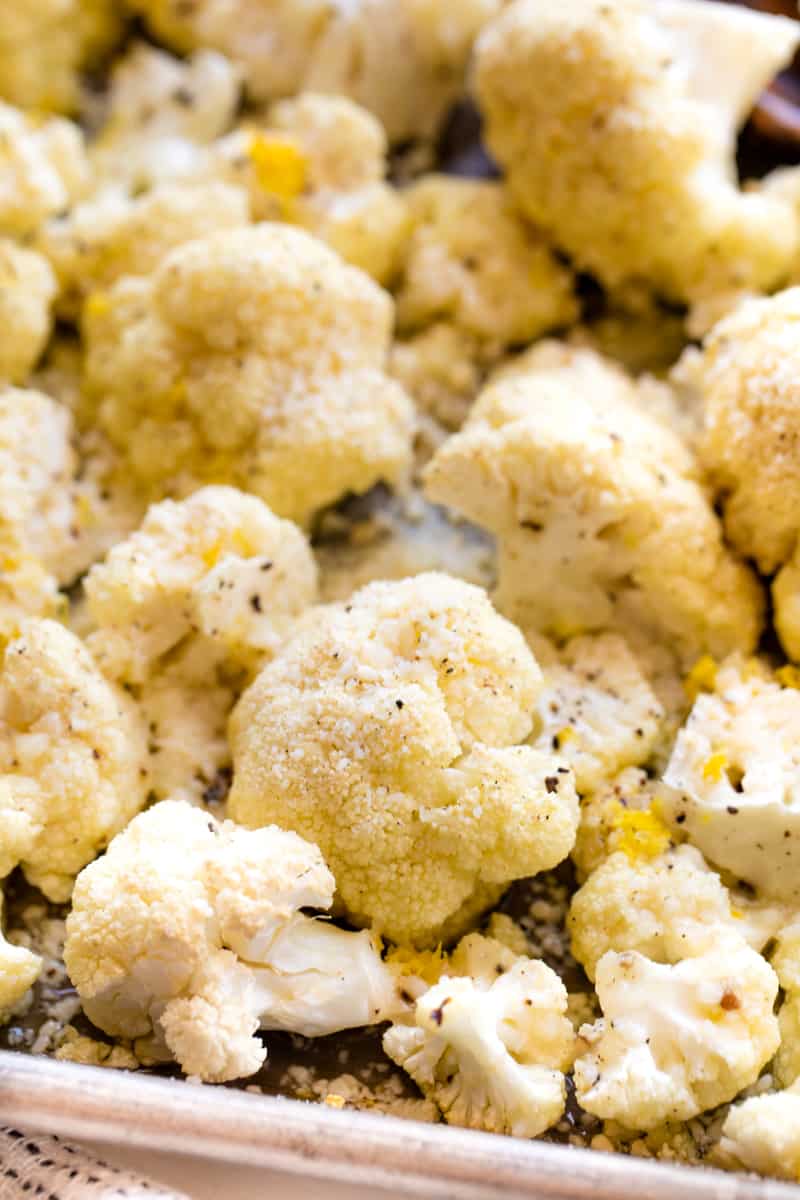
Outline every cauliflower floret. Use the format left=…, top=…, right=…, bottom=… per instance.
left=662, top=657, right=800, bottom=902
left=0, top=0, right=122, bottom=115
left=424, top=343, right=762, bottom=664
left=228, top=94, right=410, bottom=286
left=38, top=182, right=250, bottom=320
left=85, top=486, right=318, bottom=685
left=572, top=766, right=663, bottom=880
left=390, top=324, right=486, bottom=440
left=686, top=288, right=800, bottom=577
left=127, top=0, right=502, bottom=143
left=567, top=845, right=779, bottom=981
left=531, top=634, right=663, bottom=794
left=0, top=619, right=148, bottom=901
left=721, top=1080, right=800, bottom=1182
left=64, top=800, right=404, bottom=1083
left=90, top=43, right=241, bottom=191
left=0, top=101, right=89, bottom=237
left=475, top=0, right=799, bottom=308
left=82, top=224, right=415, bottom=528
left=394, top=177, right=576, bottom=347
left=383, top=933, right=574, bottom=1137
left=766, top=920, right=800, bottom=1089
left=0, top=241, right=56, bottom=383
left=0, top=894, right=41, bottom=1020
left=229, top=572, right=579, bottom=945
left=574, top=941, right=780, bottom=1130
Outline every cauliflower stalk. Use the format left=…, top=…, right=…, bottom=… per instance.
left=475, top=0, right=800, bottom=308
left=574, top=939, right=780, bottom=1130
left=662, top=657, right=800, bottom=901
left=0, top=620, right=148, bottom=901
left=424, top=342, right=762, bottom=664
left=383, top=932, right=574, bottom=1137
left=229, top=573, right=580, bottom=945
left=65, top=800, right=405, bottom=1083
left=82, top=224, right=414, bottom=528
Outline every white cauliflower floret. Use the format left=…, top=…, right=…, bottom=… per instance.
left=82, top=224, right=415, bottom=528
left=229, top=572, right=579, bottom=945
left=394, top=177, right=576, bottom=347
left=127, top=0, right=502, bottom=143
left=766, top=920, right=800, bottom=1089
left=475, top=0, right=799, bottom=308
left=424, top=342, right=762, bottom=665
left=662, top=657, right=800, bottom=902
left=573, top=940, right=780, bottom=1130
left=721, top=1080, right=800, bottom=1182
left=531, top=634, right=663, bottom=794
left=390, top=324, right=486, bottom=439
left=224, top=94, right=410, bottom=286
left=572, top=766, right=664, bottom=880
left=383, top=933, right=574, bottom=1137
left=568, top=845, right=782, bottom=981
left=0, top=241, right=56, bottom=383
left=0, top=894, right=41, bottom=1020
left=85, top=486, right=317, bottom=685
left=0, top=619, right=148, bottom=901
left=38, top=182, right=250, bottom=319
left=90, top=43, right=241, bottom=191
left=0, top=0, right=121, bottom=115
left=686, top=289, right=800, bottom=577
left=0, top=101, right=89, bottom=237
left=64, top=800, right=404, bottom=1083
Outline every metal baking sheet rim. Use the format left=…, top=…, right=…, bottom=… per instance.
left=0, top=1052, right=796, bottom=1200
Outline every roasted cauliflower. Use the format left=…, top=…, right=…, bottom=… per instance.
left=0, top=100, right=88, bottom=237
left=0, top=242, right=56, bottom=383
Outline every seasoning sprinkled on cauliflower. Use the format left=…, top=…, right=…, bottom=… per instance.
left=127, top=0, right=503, bottom=143
left=38, top=182, right=250, bottom=320
left=90, top=42, right=241, bottom=191
left=684, top=288, right=800, bottom=576
left=229, top=572, right=579, bottom=945
left=0, top=0, right=122, bottom=115
left=394, top=177, right=576, bottom=347
left=475, top=0, right=799, bottom=308
left=531, top=634, right=663, bottom=794
left=383, top=932, right=574, bottom=1137
left=0, top=241, right=56, bottom=383
left=82, top=224, right=415, bottom=527
left=0, top=619, right=148, bottom=901
left=662, top=657, right=800, bottom=901
left=574, top=940, right=780, bottom=1130
left=424, top=343, right=762, bottom=664
left=0, top=894, right=41, bottom=1020
left=0, top=100, right=88, bottom=237
left=721, top=1081, right=800, bottom=1182
left=567, top=845, right=782, bottom=981
left=65, top=800, right=404, bottom=1083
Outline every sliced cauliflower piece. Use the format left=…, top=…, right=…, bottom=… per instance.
left=475, top=0, right=799, bottom=308
left=90, top=42, right=241, bottom=191
left=662, top=657, right=800, bottom=902
left=424, top=342, right=762, bottom=664
left=0, top=894, right=41, bottom=1020
left=0, top=619, right=148, bottom=901
left=0, top=100, right=89, bottom=237
left=567, top=845, right=779, bottom=981
left=0, top=0, right=122, bottom=115
left=686, top=288, right=800, bottom=577
left=721, top=1080, right=800, bottom=1182
left=64, top=800, right=404, bottom=1083
left=0, top=241, right=56, bottom=383
left=394, top=177, right=576, bottom=347
left=82, top=224, right=415, bottom=527
left=38, top=182, right=250, bottom=320
left=574, top=940, right=780, bottom=1130
left=531, top=634, right=663, bottom=794
left=85, top=486, right=317, bottom=685
left=127, top=0, right=502, bottom=143
left=229, top=572, right=579, bottom=945
left=383, top=933, right=574, bottom=1137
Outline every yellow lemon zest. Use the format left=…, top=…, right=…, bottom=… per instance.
left=684, top=654, right=717, bottom=702
left=611, top=803, right=671, bottom=862
left=702, top=751, right=728, bottom=783
left=85, top=291, right=111, bottom=320
left=777, top=664, right=800, bottom=691
left=248, top=134, right=307, bottom=211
